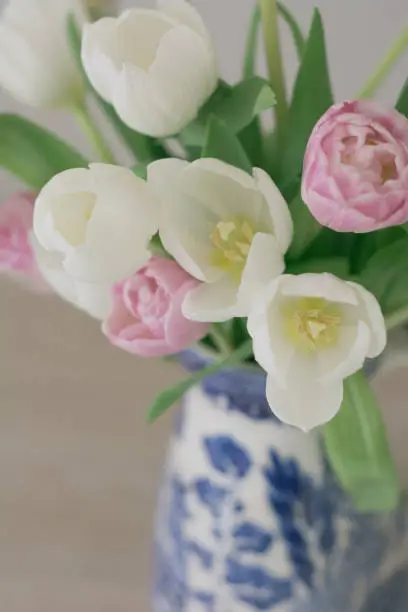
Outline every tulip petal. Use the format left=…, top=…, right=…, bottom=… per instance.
left=33, top=238, right=76, bottom=304
left=148, top=24, right=217, bottom=133
left=75, top=279, right=112, bottom=320
left=157, top=0, right=210, bottom=41
left=347, top=281, right=387, bottom=358
left=151, top=161, right=222, bottom=282
left=253, top=167, right=293, bottom=253
left=280, top=273, right=359, bottom=305
left=33, top=168, right=94, bottom=253
left=114, top=63, right=176, bottom=137
left=182, top=277, right=239, bottom=322
left=266, top=362, right=344, bottom=431
left=317, top=320, right=371, bottom=383
left=145, top=255, right=191, bottom=295
left=117, top=9, right=175, bottom=69
left=237, top=233, right=285, bottom=315
left=0, top=3, right=81, bottom=107
left=147, top=158, right=189, bottom=197
left=82, top=3, right=216, bottom=137
left=90, top=163, right=159, bottom=237
left=35, top=165, right=159, bottom=285
left=193, top=158, right=258, bottom=192
left=247, top=278, right=295, bottom=379
left=35, top=168, right=91, bottom=201
left=77, top=210, right=151, bottom=284
left=166, top=281, right=209, bottom=349
left=82, top=18, right=121, bottom=102
left=159, top=218, right=220, bottom=284
left=33, top=236, right=111, bottom=319
left=181, top=161, right=264, bottom=222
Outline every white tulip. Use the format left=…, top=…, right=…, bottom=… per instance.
left=33, top=163, right=159, bottom=285
left=148, top=158, right=293, bottom=322
left=82, top=0, right=218, bottom=137
left=32, top=234, right=112, bottom=319
left=248, top=273, right=387, bottom=431
left=0, top=0, right=97, bottom=107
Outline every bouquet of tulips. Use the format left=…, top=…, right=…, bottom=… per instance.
left=1, top=0, right=408, bottom=513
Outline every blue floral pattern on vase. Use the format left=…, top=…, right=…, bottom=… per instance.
left=153, top=353, right=408, bottom=611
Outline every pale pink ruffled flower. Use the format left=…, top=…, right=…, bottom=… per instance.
left=103, top=256, right=210, bottom=358
left=0, top=192, right=48, bottom=291
left=302, top=100, right=408, bottom=232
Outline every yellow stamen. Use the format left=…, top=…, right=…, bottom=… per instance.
left=283, top=297, right=342, bottom=352
left=210, top=216, right=256, bottom=279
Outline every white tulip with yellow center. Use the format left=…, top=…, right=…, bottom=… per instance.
left=33, top=164, right=158, bottom=285
left=248, top=273, right=387, bottom=431
left=82, top=0, right=218, bottom=137
left=148, top=158, right=293, bottom=322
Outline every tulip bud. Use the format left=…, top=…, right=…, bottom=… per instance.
left=33, top=164, right=159, bottom=285
left=0, top=0, right=112, bottom=108
left=302, top=101, right=408, bottom=233
left=82, top=0, right=218, bottom=138
left=0, top=0, right=89, bottom=107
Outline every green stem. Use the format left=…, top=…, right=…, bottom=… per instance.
left=358, top=26, right=408, bottom=98
left=277, top=2, right=306, bottom=60
left=210, top=323, right=233, bottom=357
left=244, top=5, right=261, bottom=78
left=73, top=103, right=116, bottom=164
left=259, top=0, right=288, bottom=133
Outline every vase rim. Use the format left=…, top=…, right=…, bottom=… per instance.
left=186, top=344, right=264, bottom=375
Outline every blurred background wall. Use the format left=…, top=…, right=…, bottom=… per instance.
left=0, top=0, right=408, bottom=610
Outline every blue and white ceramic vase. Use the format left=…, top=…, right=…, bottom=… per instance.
left=154, top=350, right=408, bottom=612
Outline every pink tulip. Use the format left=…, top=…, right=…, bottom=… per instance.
left=302, top=100, right=408, bottom=232
left=0, top=191, right=47, bottom=290
left=103, top=256, right=210, bottom=358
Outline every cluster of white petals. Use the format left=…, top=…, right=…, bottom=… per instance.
left=33, top=164, right=158, bottom=318
left=248, top=274, right=386, bottom=430
left=0, top=0, right=94, bottom=107
left=148, top=158, right=293, bottom=322
left=82, top=0, right=218, bottom=137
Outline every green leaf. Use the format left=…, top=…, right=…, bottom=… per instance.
left=149, top=233, right=168, bottom=257
left=286, top=256, right=349, bottom=279
left=375, top=226, right=406, bottom=250
left=181, top=81, right=231, bottom=147
left=231, top=318, right=251, bottom=348
left=131, top=164, right=147, bottom=180
left=281, top=9, right=333, bottom=183
left=277, top=2, right=306, bottom=60
left=67, top=14, right=165, bottom=163
left=286, top=193, right=322, bottom=260
left=304, top=227, right=356, bottom=265
left=182, top=77, right=276, bottom=147
left=0, top=114, right=88, bottom=189
left=202, top=116, right=252, bottom=174
left=323, top=371, right=400, bottom=512
left=238, top=120, right=264, bottom=168
left=359, top=236, right=408, bottom=314
left=396, top=77, right=408, bottom=116
left=147, top=340, right=253, bottom=423
left=351, top=227, right=406, bottom=274
left=242, top=3, right=305, bottom=76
